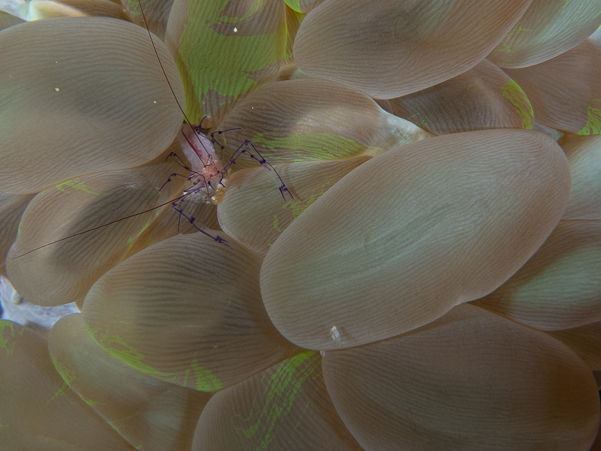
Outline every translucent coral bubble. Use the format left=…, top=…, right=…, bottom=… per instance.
left=218, top=77, right=429, bottom=169
left=48, top=313, right=211, bottom=450
left=192, top=350, right=361, bottom=450
left=488, top=0, right=601, bottom=68
left=7, top=147, right=186, bottom=308
left=83, top=232, right=298, bottom=392
left=0, top=10, right=24, bottom=30
left=166, top=0, right=287, bottom=126
left=548, top=321, right=601, bottom=371
left=284, top=0, right=324, bottom=13
left=561, top=134, right=601, bottom=219
left=218, top=157, right=371, bottom=255
left=0, top=320, right=135, bottom=450
left=506, top=39, right=601, bottom=134
left=592, top=423, right=601, bottom=451
left=283, top=4, right=303, bottom=66
left=27, top=0, right=87, bottom=19
left=0, top=193, right=33, bottom=274
left=389, top=59, right=534, bottom=134
left=294, top=0, right=532, bottom=98
left=474, top=220, right=601, bottom=331
left=260, top=129, right=570, bottom=350
left=28, top=0, right=132, bottom=20
left=122, top=0, right=175, bottom=39
left=0, top=17, right=184, bottom=194
left=322, top=305, right=600, bottom=451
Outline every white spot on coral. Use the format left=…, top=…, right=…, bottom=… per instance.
left=330, top=325, right=341, bottom=344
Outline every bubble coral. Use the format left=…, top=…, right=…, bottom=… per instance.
left=1, top=0, right=601, bottom=450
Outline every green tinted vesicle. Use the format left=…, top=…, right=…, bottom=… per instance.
left=284, top=0, right=302, bottom=12
left=177, top=0, right=287, bottom=124
left=500, top=79, right=534, bottom=129
left=250, top=131, right=371, bottom=163
left=86, top=324, right=223, bottom=392
left=0, top=321, right=23, bottom=357
left=577, top=100, right=601, bottom=135
left=235, top=350, right=318, bottom=448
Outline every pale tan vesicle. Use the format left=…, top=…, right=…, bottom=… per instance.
left=0, top=17, right=184, bottom=194
left=218, top=77, right=430, bottom=169
left=285, top=0, right=325, bottom=14
left=217, top=157, right=371, bottom=255
left=321, top=305, right=600, bottom=451
left=0, top=193, right=33, bottom=274
left=83, top=232, right=299, bottom=392
left=122, top=0, right=175, bottom=40
left=505, top=39, right=601, bottom=134
left=191, top=350, right=361, bottom=451
left=388, top=59, right=534, bottom=134
left=0, top=320, right=136, bottom=451
left=560, top=134, right=601, bottom=219
left=6, top=147, right=186, bottom=308
left=28, top=0, right=132, bottom=20
left=27, top=1, right=88, bottom=19
left=488, top=0, right=601, bottom=68
left=282, top=5, right=303, bottom=69
left=260, top=129, right=570, bottom=350
left=48, top=313, right=211, bottom=451
left=294, top=0, right=533, bottom=98
left=532, top=122, right=564, bottom=141
left=547, top=321, right=601, bottom=371
left=474, top=220, right=601, bottom=331
left=593, top=430, right=601, bottom=451
left=0, top=10, right=24, bottom=30
left=298, top=0, right=325, bottom=13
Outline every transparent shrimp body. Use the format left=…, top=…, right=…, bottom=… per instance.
left=177, top=124, right=227, bottom=205
left=166, top=121, right=292, bottom=245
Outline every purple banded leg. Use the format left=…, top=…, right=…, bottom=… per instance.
left=245, top=142, right=294, bottom=201
left=165, top=152, right=191, bottom=171
left=159, top=172, right=193, bottom=192
left=208, top=126, right=241, bottom=161
left=194, top=117, right=225, bottom=159
left=171, top=202, right=228, bottom=245
left=170, top=195, right=187, bottom=232
left=223, top=140, right=294, bottom=202
left=196, top=116, right=211, bottom=135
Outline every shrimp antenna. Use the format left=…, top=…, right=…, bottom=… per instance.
left=15, top=194, right=186, bottom=258
left=137, top=1, right=189, bottom=125
left=136, top=0, right=213, bottom=165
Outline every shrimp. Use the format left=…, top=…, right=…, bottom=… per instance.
left=131, top=0, right=293, bottom=244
